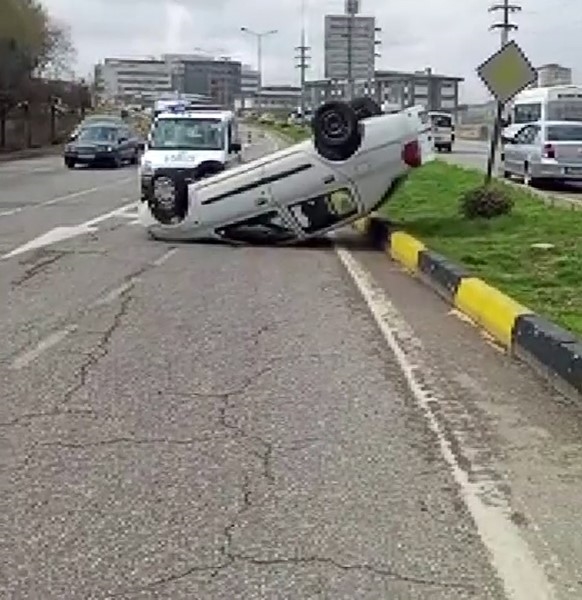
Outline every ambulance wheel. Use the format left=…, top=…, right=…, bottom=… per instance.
left=312, top=100, right=362, bottom=161
left=350, top=97, right=382, bottom=119
left=148, top=170, right=189, bottom=225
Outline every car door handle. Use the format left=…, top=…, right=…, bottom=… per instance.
left=255, top=197, right=268, bottom=206
left=323, top=175, right=334, bottom=184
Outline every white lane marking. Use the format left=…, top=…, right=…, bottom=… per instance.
left=152, top=247, right=177, bottom=266
left=0, top=177, right=133, bottom=218
left=10, top=326, right=77, bottom=370
left=1, top=202, right=137, bottom=260
left=43, top=177, right=133, bottom=207
left=335, top=246, right=555, bottom=600
left=8, top=247, right=178, bottom=369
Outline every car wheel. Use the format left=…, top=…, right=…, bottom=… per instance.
left=147, top=170, right=189, bottom=225
left=312, top=100, right=362, bottom=162
left=445, top=144, right=453, bottom=153
left=130, top=150, right=139, bottom=165
left=349, top=96, right=382, bottom=120
left=65, top=158, right=76, bottom=169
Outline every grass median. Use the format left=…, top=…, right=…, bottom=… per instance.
left=377, top=161, right=582, bottom=336
left=248, top=120, right=310, bottom=143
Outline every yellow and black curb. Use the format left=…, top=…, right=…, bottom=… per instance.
left=354, top=216, right=582, bottom=400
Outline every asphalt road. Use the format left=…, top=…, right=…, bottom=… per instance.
left=2, top=130, right=582, bottom=599
left=443, top=139, right=582, bottom=205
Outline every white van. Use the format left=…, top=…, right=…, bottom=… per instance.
left=428, top=111, right=455, bottom=152
left=139, top=109, right=241, bottom=203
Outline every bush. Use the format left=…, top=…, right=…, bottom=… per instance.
left=459, top=185, right=514, bottom=219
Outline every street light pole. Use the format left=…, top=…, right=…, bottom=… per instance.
left=241, top=27, right=277, bottom=116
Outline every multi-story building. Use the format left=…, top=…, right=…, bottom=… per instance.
left=171, top=58, right=242, bottom=108
left=305, top=68, right=463, bottom=114
left=94, top=54, right=243, bottom=108
left=241, top=65, right=260, bottom=96
left=94, top=58, right=173, bottom=102
left=235, top=85, right=301, bottom=115
left=324, top=14, right=377, bottom=81
left=535, top=63, right=572, bottom=87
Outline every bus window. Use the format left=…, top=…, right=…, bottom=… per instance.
left=513, top=103, right=542, bottom=124
left=546, top=100, right=582, bottom=121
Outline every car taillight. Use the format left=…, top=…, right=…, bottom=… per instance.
left=402, top=139, right=422, bottom=167
left=543, top=143, right=555, bottom=159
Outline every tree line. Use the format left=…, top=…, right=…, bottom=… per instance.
left=0, top=0, right=77, bottom=107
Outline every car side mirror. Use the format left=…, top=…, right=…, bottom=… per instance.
left=230, top=142, right=242, bottom=153
left=501, top=135, right=515, bottom=144
left=68, top=133, right=78, bottom=142
left=118, top=137, right=127, bottom=143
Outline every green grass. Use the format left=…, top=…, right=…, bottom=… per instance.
left=248, top=119, right=310, bottom=143
left=378, top=161, right=582, bottom=336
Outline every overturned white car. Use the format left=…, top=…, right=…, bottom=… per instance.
left=139, top=98, right=432, bottom=244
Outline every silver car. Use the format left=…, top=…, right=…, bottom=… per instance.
left=501, top=120, right=582, bottom=186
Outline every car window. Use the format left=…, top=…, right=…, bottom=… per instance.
left=514, top=125, right=538, bottom=144
left=216, top=211, right=296, bottom=244
left=513, top=103, right=542, bottom=124
left=546, top=124, right=582, bottom=141
left=289, top=188, right=358, bottom=234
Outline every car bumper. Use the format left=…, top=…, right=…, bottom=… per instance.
left=530, top=162, right=582, bottom=180
left=65, top=151, right=118, bottom=164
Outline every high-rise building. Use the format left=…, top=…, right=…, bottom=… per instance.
left=324, top=8, right=376, bottom=81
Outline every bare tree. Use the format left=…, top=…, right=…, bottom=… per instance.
left=36, top=19, right=77, bottom=79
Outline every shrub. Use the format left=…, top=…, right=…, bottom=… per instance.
left=459, top=185, right=514, bottom=219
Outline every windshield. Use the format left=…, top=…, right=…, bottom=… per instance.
left=513, top=102, right=542, bottom=124
left=546, top=124, right=582, bottom=141
left=430, top=114, right=452, bottom=128
left=77, top=126, right=120, bottom=142
left=546, top=100, right=582, bottom=121
left=150, top=118, right=225, bottom=150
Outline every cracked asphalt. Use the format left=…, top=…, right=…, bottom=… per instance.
left=2, top=129, right=582, bottom=599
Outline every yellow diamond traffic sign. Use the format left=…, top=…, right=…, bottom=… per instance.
left=477, top=40, right=537, bottom=105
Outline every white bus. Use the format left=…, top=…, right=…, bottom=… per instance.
left=508, top=85, right=582, bottom=126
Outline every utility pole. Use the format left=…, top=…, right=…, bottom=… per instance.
left=295, top=0, right=311, bottom=122
left=486, top=0, right=521, bottom=181
left=241, top=27, right=278, bottom=116
left=345, top=0, right=358, bottom=100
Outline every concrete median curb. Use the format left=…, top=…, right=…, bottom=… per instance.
left=354, top=215, right=582, bottom=400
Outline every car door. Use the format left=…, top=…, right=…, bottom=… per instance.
left=189, top=160, right=276, bottom=228
left=504, top=124, right=535, bottom=174
left=266, top=146, right=358, bottom=236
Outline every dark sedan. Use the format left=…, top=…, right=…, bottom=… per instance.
left=64, top=123, right=140, bottom=168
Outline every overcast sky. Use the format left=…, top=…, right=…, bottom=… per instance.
left=43, top=0, right=582, bottom=102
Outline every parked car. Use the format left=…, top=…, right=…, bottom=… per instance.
left=64, top=123, right=140, bottom=169
left=501, top=120, right=582, bottom=186
left=138, top=97, right=432, bottom=244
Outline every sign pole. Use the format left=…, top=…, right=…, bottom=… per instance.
left=485, top=101, right=504, bottom=184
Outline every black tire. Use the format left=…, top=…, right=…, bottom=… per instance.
left=65, top=158, right=75, bottom=169
left=445, top=144, right=453, bottom=153
left=312, top=100, right=362, bottom=162
left=349, top=96, right=382, bottom=120
left=130, top=150, right=139, bottom=165
left=147, top=170, right=189, bottom=225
